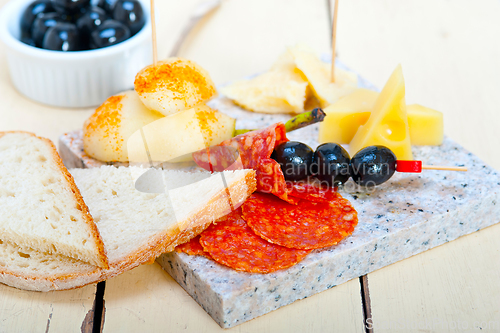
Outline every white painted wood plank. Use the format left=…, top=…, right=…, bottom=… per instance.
left=367, top=223, right=500, bottom=332
left=335, top=0, right=500, bottom=168
left=1, top=0, right=499, bottom=331
left=333, top=1, right=500, bottom=330
left=103, top=1, right=363, bottom=330
left=0, top=283, right=97, bottom=333
left=102, top=263, right=364, bottom=332
left=179, top=0, right=331, bottom=85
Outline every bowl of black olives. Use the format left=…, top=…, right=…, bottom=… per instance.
left=0, top=0, right=152, bottom=107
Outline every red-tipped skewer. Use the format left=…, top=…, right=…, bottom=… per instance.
left=396, top=160, right=468, bottom=173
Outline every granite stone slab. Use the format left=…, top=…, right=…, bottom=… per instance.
left=156, top=136, right=500, bottom=328
left=59, top=95, right=500, bottom=329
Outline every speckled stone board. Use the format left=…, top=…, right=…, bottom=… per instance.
left=59, top=82, right=500, bottom=329
left=156, top=135, right=500, bottom=328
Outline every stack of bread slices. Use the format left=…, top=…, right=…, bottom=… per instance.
left=0, top=131, right=255, bottom=291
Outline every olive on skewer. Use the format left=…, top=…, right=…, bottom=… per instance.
left=350, top=146, right=397, bottom=186
left=271, top=142, right=314, bottom=181
left=314, top=143, right=350, bottom=186
left=271, top=141, right=467, bottom=188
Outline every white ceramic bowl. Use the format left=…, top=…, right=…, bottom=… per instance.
left=0, top=0, right=152, bottom=108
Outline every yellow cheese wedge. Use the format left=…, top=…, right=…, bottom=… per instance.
left=318, top=89, right=378, bottom=144
left=406, top=104, right=444, bottom=145
left=318, top=90, right=444, bottom=146
left=349, top=65, right=413, bottom=160
left=288, top=45, right=358, bottom=108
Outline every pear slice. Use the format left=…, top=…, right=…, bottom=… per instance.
left=127, top=104, right=235, bottom=164
left=83, top=90, right=164, bottom=162
left=134, top=58, right=218, bottom=116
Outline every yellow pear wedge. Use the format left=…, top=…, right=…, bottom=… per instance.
left=349, top=65, right=413, bottom=160
left=127, top=104, right=235, bottom=164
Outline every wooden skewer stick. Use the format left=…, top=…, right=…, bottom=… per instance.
left=397, top=160, right=468, bottom=173
left=422, top=165, right=468, bottom=172
left=331, top=0, right=339, bottom=82
left=150, top=0, right=158, bottom=66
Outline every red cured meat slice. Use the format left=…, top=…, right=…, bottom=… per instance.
left=192, top=123, right=296, bottom=203
left=199, top=208, right=311, bottom=273
left=175, top=235, right=212, bottom=259
left=287, top=180, right=339, bottom=203
left=242, top=192, right=358, bottom=250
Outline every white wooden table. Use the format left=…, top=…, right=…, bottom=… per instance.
left=1, top=0, right=499, bottom=332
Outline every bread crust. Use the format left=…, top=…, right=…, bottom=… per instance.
left=0, top=168, right=256, bottom=291
left=0, top=131, right=109, bottom=269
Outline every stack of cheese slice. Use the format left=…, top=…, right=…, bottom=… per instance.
left=0, top=132, right=256, bottom=291
left=221, top=45, right=358, bottom=114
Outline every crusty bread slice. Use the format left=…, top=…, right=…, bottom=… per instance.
left=0, top=166, right=256, bottom=291
left=0, top=132, right=108, bottom=268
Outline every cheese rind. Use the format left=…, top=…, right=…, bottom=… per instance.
left=348, top=65, right=413, bottom=160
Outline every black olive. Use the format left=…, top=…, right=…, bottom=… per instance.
left=76, top=6, right=107, bottom=45
left=31, top=12, right=65, bottom=47
left=21, top=35, right=37, bottom=47
left=96, top=0, right=119, bottom=13
left=350, top=146, right=396, bottom=186
left=62, top=6, right=89, bottom=23
left=89, top=19, right=130, bottom=48
left=112, top=0, right=144, bottom=35
left=271, top=141, right=314, bottom=181
left=51, top=0, right=91, bottom=14
left=43, top=22, right=81, bottom=51
left=20, top=0, right=55, bottom=37
left=314, top=143, right=351, bottom=186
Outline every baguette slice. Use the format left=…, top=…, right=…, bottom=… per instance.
left=0, top=132, right=108, bottom=268
left=0, top=166, right=256, bottom=291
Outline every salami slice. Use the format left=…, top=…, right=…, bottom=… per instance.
left=242, top=192, right=358, bottom=250
left=199, top=208, right=311, bottom=273
left=175, top=235, right=212, bottom=258
left=193, top=123, right=296, bottom=203
left=287, top=180, right=339, bottom=203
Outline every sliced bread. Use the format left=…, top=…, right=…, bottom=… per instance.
left=0, top=132, right=108, bottom=268
left=0, top=166, right=256, bottom=291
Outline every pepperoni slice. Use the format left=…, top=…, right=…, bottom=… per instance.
left=287, top=180, right=339, bottom=203
left=199, top=208, right=311, bottom=273
left=242, top=192, right=358, bottom=250
left=193, top=123, right=296, bottom=203
left=175, top=235, right=212, bottom=258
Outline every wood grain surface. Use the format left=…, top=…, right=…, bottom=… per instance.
left=0, top=283, right=97, bottom=333
left=103, top=263, right=364, bottom=333
left=0, top=0, right=499, bottom=332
